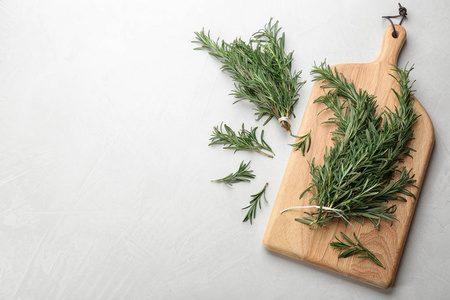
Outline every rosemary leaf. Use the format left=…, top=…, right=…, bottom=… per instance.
left=297, top=62, right=419, bottom=230
left=209, top=123, right=274, bottom=158
left=330, top=232, right=385, bottom=268
left=242, top=182, right=269, bottom=224
left=212, top=160, right=255, bottom=186
left=193, top=19, right=304, bottom=133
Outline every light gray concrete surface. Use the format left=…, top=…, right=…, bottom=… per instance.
left=0, top=0, right=449, bottom=299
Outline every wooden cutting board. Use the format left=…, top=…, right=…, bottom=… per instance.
left=263, top=25, right=434, bottom=288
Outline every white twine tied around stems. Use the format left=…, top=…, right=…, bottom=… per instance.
left=280, top=205, right=354, bottom=226
left=278, top=116, right=290, bottom=125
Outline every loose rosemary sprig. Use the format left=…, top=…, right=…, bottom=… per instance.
left=212, top=160, right=255, bottom=186
left=209, top=123, right=274, bottom=158
left=242, top=182, right=269, bottom=224
left=289, top=130, right=312, bottom=156
left=297, top=62, right=419, bottom=230
left=193, top=19, right=304, bottom=132
left=330, top=232, right=385, bottom=268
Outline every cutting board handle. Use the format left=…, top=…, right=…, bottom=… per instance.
left=375, top=25, right=406, bottom=65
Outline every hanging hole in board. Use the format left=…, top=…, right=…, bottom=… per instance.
left=382, top=3, right=407, bottom=39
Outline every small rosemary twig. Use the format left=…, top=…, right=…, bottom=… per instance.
left=242, top=182, right=268, bottom=224
left=289, top=130, right=312, bottom=156
left=211, top=160, right=255, bottom=186
left=209, top=123, right=274, bottom=158
left=330, top=232, right=385, bottom=269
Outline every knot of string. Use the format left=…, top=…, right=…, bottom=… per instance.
left=382, top=3, right=408, bottom=38
left=278, top=116, right=290, bottom=125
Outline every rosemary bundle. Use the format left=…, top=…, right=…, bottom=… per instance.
left=193, top=19, right=304, bottom=132
left=296, top=62, right=419, bottom=230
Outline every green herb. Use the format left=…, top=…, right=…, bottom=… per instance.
left=290, top=130, right=312, bottom=156
left=193, top=19, right=304, bottom=133
left=209, top=123, right=274, bottom=158
left=297, top=62, right=419, bottom=229
left=212, top=160, right=255, bottom=186
left=330, top=232, right=385, bottom=268
left=242, top=182, right=269, bottom=224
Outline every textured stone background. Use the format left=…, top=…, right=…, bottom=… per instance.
left=0, top=0, right=448, bottom=298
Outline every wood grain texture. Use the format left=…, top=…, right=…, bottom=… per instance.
left=263, top=25, right=434, bottom=288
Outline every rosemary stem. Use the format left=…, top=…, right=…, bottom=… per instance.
left=255, top=149, right=274, bottom=158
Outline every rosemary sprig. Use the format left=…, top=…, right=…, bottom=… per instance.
left=212, top=160, right=255, bottom=186
left=289, top=130, right=312, bottom=156
left=330, top=232, right=385, bottom=268
left=193, top=19, right=304, bottom=133
left=297, top=62, right=419, bottom=229
left=242, top=182, right=269, bottom=224
left=209, top=123, right=274, bottom=158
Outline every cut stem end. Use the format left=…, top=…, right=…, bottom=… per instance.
left=281, top=121, right=291, bottom=133
left=256, top=149, right=274, bottom=158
